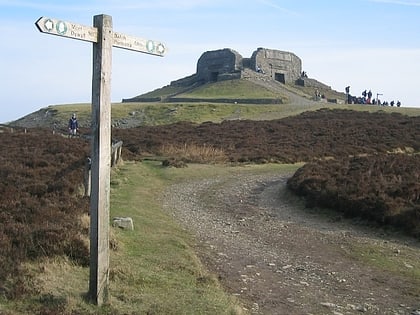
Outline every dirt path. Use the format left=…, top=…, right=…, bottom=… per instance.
left=162, top=171, right=420, bottom=315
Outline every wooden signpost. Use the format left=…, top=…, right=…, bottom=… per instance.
left=35, top=14, right=166, bottom=305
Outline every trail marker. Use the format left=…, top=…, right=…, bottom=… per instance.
left=35, top=17, right=98, bottom=43
left=35, top=14, right=166, bottom=306
left=35, top=16, right=166, bottom=56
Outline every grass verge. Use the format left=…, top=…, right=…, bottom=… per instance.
left=107, top=161, right=245, bottom=315
left=2, top=161, right=251, bottom=315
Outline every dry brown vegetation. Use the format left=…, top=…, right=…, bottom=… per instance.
left=287, top=154, right=420, bottom=237
left=0, top=128, right=90, bottom=299
left=114, top=109, right=419, bottom=164
left=158, top=143, right=228, bottom=164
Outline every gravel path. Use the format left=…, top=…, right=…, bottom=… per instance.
left=162, top=170, right=420, bottom=315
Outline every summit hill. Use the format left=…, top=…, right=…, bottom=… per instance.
left=123, top=47, right=346, bottom=107
left=10, top=47, right=418, bottom=129
left=11, top=47, right=351, bottom=129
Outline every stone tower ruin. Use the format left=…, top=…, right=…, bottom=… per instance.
left=196, top=48, right=243, bottom=82
left=194, top=47, right=302, bottom=85
left=249, top=48, right=302, bottom=84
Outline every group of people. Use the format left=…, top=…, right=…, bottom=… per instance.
left=361, top=89, right=373, bottom=103
left=361, top=89, right=401, bottom=107
left=345, top=87, right=401, bottom=107
left=371, top=99, right=401, bottom=107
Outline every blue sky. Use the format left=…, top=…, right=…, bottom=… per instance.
left=1, top=0, right=419, bottom=123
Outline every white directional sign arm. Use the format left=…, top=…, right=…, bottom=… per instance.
left=35, top=17, right=98, bottom=43
left=36, top=17, right=166, bottom=56
left=113, top=31, right=165, bottom=56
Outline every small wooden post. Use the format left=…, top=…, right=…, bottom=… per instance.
left=89, top=14, right=112, bottom=305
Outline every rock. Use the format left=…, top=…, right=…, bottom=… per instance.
left=321, top=302, right=337, bottom=308
left=354, top=304, right=367, bottom=312
left=404, top=262, right=414, bottom=269
left=112, top=217, right=134, bottom=230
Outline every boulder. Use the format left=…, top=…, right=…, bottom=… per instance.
left=112, top=217, right=134, bottom=230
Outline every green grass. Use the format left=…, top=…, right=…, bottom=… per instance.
left=176, top=79, right=283, bottom=99
left=46, top=103, right=92, bottom=122
left=131, top=84, right=187, bottom=99
left=47, top=102, right=420, bottom=129
left=133, top=79, right=285, bottom=100
left=49, top=102, right=316, bottom=126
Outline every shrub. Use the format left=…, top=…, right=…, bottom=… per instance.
left=287, top=154, right=420, bottom=238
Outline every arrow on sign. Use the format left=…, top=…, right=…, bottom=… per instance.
left=113, top=31, right=165, bottom=56
left=35, top=17, right=98, bottom=43
left=35, top=17, right=166, bottom=56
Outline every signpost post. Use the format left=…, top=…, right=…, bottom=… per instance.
left=35, top=14, right=166, bottom=306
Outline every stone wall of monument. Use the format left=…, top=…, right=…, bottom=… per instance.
left=196, top=48, right=243, bottom=83
left=251, top=48, right=302, bottom=84
left=173, top=47, right=303, bottom=86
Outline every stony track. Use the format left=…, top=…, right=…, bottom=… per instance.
left=163, top=170, right=420, bottom=315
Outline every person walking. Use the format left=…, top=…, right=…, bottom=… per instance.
left=68, top=113, right=79, bottom=137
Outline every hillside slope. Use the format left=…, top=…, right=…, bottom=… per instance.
left=8, top=72, right=344, bottom=129
left=124, top=68, right=342, bottom=106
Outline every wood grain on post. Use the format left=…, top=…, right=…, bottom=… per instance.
left=89, top=14, right=112, bottom=306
